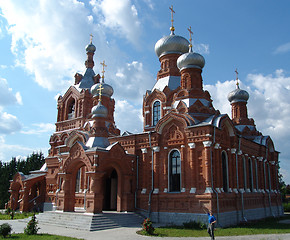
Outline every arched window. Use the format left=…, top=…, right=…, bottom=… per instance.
left=68, top=99, right=75, bottom=120
left=248, top=158, right=253, bottom=192
left=242, top=156, right=247, bottom=190
left=221, top=151, right=229, bottom=193
left=152, top=100, right=161, bottom=126
left=169, top=150, right=181, bottom=192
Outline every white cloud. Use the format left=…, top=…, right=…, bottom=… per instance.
left=0, top=135, right=47, bottom=162
left=0, top=0, right=106, bottom=91
left=91, top=0, right=142, bottom=45
left=113, top=60, right=153, bottom=102
left=0, top=111, right=21, bottom=134
left=114, top=99, right=142, bottom=133
left=21, top=123, right=55, bottom=135
left=0, top=77, right=22, bottom=106
left=205, top=69, right=290, bottom=184
left=274, top=42, right=290, bottom=54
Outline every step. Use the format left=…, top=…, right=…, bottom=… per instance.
left=22, top=211, right=145, bottom=231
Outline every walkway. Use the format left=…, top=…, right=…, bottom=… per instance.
left=0, top=219, right=289, bottom=240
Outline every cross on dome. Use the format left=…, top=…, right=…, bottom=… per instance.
left=235, top=68, right=240, bottom=88
left=169, top=5, right=175, bottom=33
left=90, top=33, right=93, bottom=44
left=187, top=26, right=193, bottom=48
left=100, top=60, right=107, bottom=82
left=97, top=83, right=104, bottom=102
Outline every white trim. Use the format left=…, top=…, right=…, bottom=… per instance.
left=188, top=143, right=196, bottom=149
left=190, top=188, right=196, bottom=194
left=203, top=141, right=212, bottom=147
left=153, top=146, right=160, bottom=152
left=141, top=148, right=147, bottom=154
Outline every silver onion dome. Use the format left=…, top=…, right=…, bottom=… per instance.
left=227, top=87, right=249, bottom=103
left=155, top=32, right=189, bottom=58
left=177, top=46, right=205, bottom=70
left=85, top=42, right=96, bottom=53
left=91, top=82, right=114, bottom=98
left=91, top=101, right=108, bottom=118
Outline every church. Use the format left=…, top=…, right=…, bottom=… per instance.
left=8, top=9, right=283, bottom=227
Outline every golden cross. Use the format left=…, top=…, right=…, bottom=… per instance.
left=187, top=26, right=193, bottom=47
left=100, top=60, right=107, bottom=80
left=235, top=68, right=239, bottom=88
left=169, top=5, right=175, bottom=32
left=90, top=34, right=93, bottom=43
left=97, top=83, right=104, bottom=102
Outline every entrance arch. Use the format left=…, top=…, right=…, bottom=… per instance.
left=103, top=169, right=118, bottom=211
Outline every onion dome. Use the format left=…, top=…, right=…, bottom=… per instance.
left=91, top=82, right=113, bottom=98
left=228, top=86, right=249, bottom=103
left=85, top=35, right=96, bottom=53
left=91, top=101, right=108, bottom=118
left=177, top=46, right=205, bottom=70
left=155, top=32, right=189, bottom=58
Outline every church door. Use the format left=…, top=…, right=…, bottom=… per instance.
left=103, top=170, right=118, bottom=210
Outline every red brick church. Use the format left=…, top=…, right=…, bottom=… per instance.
left=8, top=11, right=283, bottom=226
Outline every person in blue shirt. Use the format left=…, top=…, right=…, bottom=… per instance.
left=207, top=211, right=216, bottom=240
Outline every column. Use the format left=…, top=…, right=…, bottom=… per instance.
left=180, top=145, right=186, bottom=192
left=163, top=147, right=168, bottom=193
left=141, top=148, right=148, bottom=194
left=188, top=143, right=196, bottom=193
left=152, top=146, right=160, bottom=194
left=203, top=141, right=212, bottom=193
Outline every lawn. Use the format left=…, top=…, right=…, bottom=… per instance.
left=0, top=233, right=81, bottom=239
left=0, top=212, right=36, bottom=220
left=138, top=215, right=290, bottom=237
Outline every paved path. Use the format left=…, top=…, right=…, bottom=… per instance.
left=1, top=219, right=290, bottom=240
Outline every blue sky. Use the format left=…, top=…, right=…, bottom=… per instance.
left=0, top=0, right=290, bottom=184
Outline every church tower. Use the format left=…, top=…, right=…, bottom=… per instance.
left=227, top=70, right=260, bottom=137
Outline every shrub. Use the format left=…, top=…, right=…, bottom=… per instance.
left=142, top=218, right=155, bottom=235
left=183, top=220, right=207, bottom=229
left=283, top=202, right=290, bottom=212
left=24, top=214, right=39, bottom=235
left=0, top=223, right=12, bottom=238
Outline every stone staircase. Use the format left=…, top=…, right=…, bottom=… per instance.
left=30, top=211, right=145, bottom=231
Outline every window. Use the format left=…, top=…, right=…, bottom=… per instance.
left=152, top=101, right=161, bottom=126
left=248, top=158, right=253, bottom=192
left=221, top=151, right=229, bottom=192
left=75, top=168, right=81, bottom=193
left=169, top=150, right=181, bottom=192
left=68, top=99, right=75, bottom=120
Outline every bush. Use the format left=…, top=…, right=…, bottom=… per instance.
left=142, top=218, right=155, bottom=235
left=0, top=223, right=12, bottom=238
left=183, top=220, right=207, bottom=229
left=283, top=202, right=290, bottom=212
left=24, top=214, right=39, bottom=235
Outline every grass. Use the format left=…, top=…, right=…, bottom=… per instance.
left=138, top=215, right=290, bottom=237
left=0, top=212, right=37, bottom=220
left=0, top=233, right=81, bottom=239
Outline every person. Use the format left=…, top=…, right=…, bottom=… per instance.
left=207, top=211, right=216, bottom=240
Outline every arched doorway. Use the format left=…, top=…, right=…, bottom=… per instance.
left=103, top=169, right=118, bottom=211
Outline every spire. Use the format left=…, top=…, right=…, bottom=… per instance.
left=169, top=5, right=175, bottom=34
